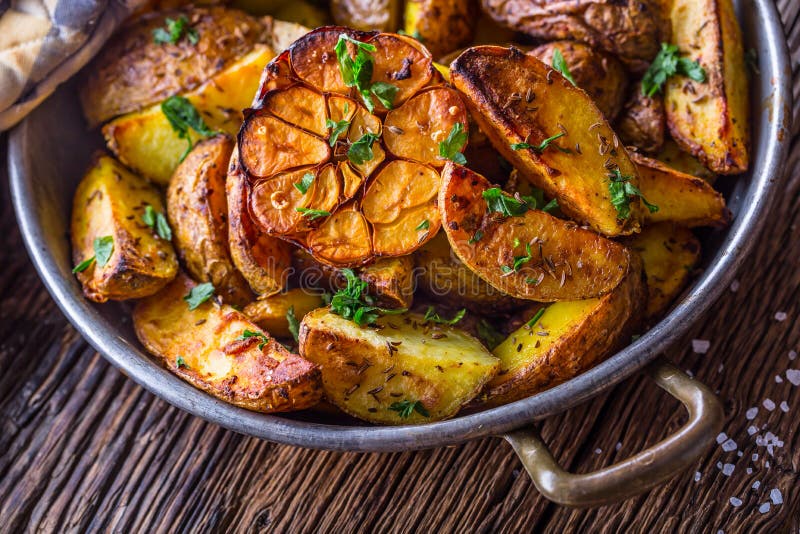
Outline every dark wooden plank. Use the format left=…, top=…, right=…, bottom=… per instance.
left=1, top=2, right=799, bottom=530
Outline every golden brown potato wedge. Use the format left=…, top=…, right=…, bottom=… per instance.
left=665, top=0, right=749, bottom=174
left=243, top=288, right=325, bottom=338
left=81, top=6, right=270, bottom=127
left=528, top=40, right=628, bottom=121
left=655, top=140, right=717, bottom=182
left=226, top=148, right=292, bottom=298
left=71, top=154, right=178, bottom=302
left=625, top=223, right=701, bottom=318
left=450, top=46, right=644, bottom=236
left=633, top=153, right=730, bottom=228
left=167, top=136, right=253, bottom=307
left=482, top=254, right=646, bottom=406
left=480, top=0, right=670, bottom=71
left=415, top=232, right=527, bottom=312
left=299, top=308, right=499, bottom=424
left=104, top=45, right=274, bottom=185
left=616, top=80, right=666, bottom=154
left=439, top=162, right=634, bottom=301
left=262, top=16, right=312, bottom=54
left=134, top=274, right=322, bottom=412
left=332, top=0, right=401, bottom=31
left=403, top=0, right=479, bottom=58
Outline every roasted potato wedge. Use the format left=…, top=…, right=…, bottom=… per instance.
left=134, top=274, right=322, bottom=412
left=440, top=163, right=634, bottom=301
left=450, top=46, right=644, bottom=236
left=243, top=288, right=326, bottom=338
left=528, top=40, right=628, bottom=121
left=480, top=0, right=669, bottom=71
left=293, top=249, right=415, bottom=309
left=81, top=6, right=271, bottom=127
left=404, top=0, right=479, bottom=58
left=332, top=0, right=401, bottom=31
left=167, top=136, right=253, bottom=307
left=415, top=232, right=527, bottom=312
left=71, top=154, right=178, bottom=302
left=633, top=153, right=730, bottom=228
left=665, top=0, right=749, bottom=174
left=626, top=223, right=701, bottom=318
left=616, top=79, right=666, bottom=154
left=263, top=16, right=312, bottom=53
left=299, top=308, right=499, bottom=424
left=104, top=45, right=273, bottom=185
left=227, top=147, right=292, bottom=298
left=240, top=27, right=467, bottom=266
left=655, top=140, right=717, bottom=182
left=482, top=253, right=645, bottom=406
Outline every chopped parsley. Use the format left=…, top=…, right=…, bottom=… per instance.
left=153, top=15, right=198, bottom=45
left=415, top=219, right=430, bottom=231
left=161, top=96, right=216, bottom=162
left=482, top=188, right=532, bottom=217
left=286, top=305, right=300, bottom=343
left=237, top=329, right=269, bottom=350
left=389, top=399, right=429, bottom=418
left=423, top=306, right=466, bottom=325
left=525, top=308, right=546, bottom=328
left=73, top=235, right=113, bottom=273
left=503, top=242, right=533, bottom=273
left=142, top=205, right=172, bottom=240
left=370, top=82, right=399, bottom=109
left=438, top=122, right=467, bottom=165
left=334, top=34, right=398, bottom=111
left=183, top=282, right=215, bottom=310
left=510, top=132, right=569, bottom=153
left=641, top=43, right=706, bottom=97
left=294, top=172, right=315, bottom=194
left=176, top=356, right=188, bottom=369
left=326, top=117, right=350, bottom=146
left=295, top=207, right=330, bottom=220
left=608, top=169, right=659, bottom=220
left=551, top=49, right=576, bottom=86
left=329, top=268, right=405, bottom=326
left=469, top=230, right=483, bottom=244
left=348, top=132, right=379, bottom=165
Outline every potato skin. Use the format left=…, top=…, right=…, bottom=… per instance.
left=665, top=0, right=749, bottom=174
left=134, top=274, right=322, bottom=412
left=80, top=6, right=270, bottom=127
left=616, top=80, right=666, bottom=154
left=450, top=45, right=644, bottom=236
left=227, top=148, right=292, bottom=298
left=481, top=253, right=646, bottom=406
left=481, top=0, right=670, bottom=71
left=404, top=0, right=479, bottom=58
left=167, top=135, right=253, bottom=307
left=655, top=140, right=717, bottom=182
left=71, top=154, right=178, bottom=302
left=332, top=0, right=401, bottom=32
left=529, top=40, right=628, bottom=121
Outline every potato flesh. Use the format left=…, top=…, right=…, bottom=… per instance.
left=134, top=274, right=322, bottom=413
left=71, top=154, right=178, bottom=302
left=239, top=27, right=465, bottom=266
left=103, top=46, right=274, bottom=185
left=450, top=46, right=643, bottom=237
left=655, top=140, right=717, bottom=183
left=665, top=0, right=749, bottom=174
left=243, top=288, right=325, bottom=338
left=440, top=162, right=632, bottom=301
left=299, top=308, right=499, bottom=424
left=403, top=0, right=478, bottom=58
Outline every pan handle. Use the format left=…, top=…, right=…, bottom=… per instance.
left=503, top=357, right=724, bottom=507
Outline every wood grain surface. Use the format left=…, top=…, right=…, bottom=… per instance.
left=1, top=2, right=799, bottom=531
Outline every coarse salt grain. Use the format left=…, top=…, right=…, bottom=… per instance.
left=748, top=426, right=758, bottom=436
left=776, top=375, right=784, bottom=383
left=738, top=451, right=743, bottom=457
left=716, top=461, right=723, bottom=469
left=774, top=311, right=787, bottom=322
left=746, top=467, right=753, bottom=474
left=770, top=488, right=783, bottom=505
left=790, top=350, right=797, bottom=360
left=722, top=439, right=737, bottom=452
left=759, top=502, right=771, bottom=514
left=752, top=453, right=759, bottom=461
left=786, top=369, right=800, bottom=385
left=763, top=398, right=776, bottom=411
left=616, top=442, right=622, bottom=451
left=753, top=480, right=761, bottom=490
left=692, top=339, right=711, bottom=354
left=694, top=471, right=701, bottom=482
left=780, top=401, right=789, bottom=412
left=729, top=497, right=742, bottom=507
left=722, top=464, right=735, bottom=476
left=718, top=363, right=724, bottom=373
left=746, top=407, right=758, bottom=420
left=730, top=280, right=740, bottom=292
left=594, top=448, right=602, bottom=454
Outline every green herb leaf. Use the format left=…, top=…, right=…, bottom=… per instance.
left=415, top=219, right=430, bottom=231
left=370, top=81, right=399, bottom=109
left=176, top=356, right=188, bottom=369
left=161, top=95, right=216, bottom=162
left=505, top=242, right=533, bottom=272
left=93, top=236, right=114, bottom=267
left=294, top=172, right=315, bottom=194
left=423, top=306, right=466, bottom=325
left=335, top=34, right=377, bottom=110
left=72, top=256, right=95, bottom=273
left=142, top=205, right=172, bottom=240
left=608, top=169, right=659, bottom=219
left=552, top=49, right=576, bottom=86
left=641, top=43, right=706, bottom=97
left=286, top=305, right=300, bottom=343
left=326, top=117, right=350, bottom=146
left=153, top=16, right=198, bottom=45
left=348, top=132, right=379, bottom=165
left=468, top=230, right=483, bottom=244
left=542, top=198, right=559, bottom=213
left=237, top=329, right=270, bottom=350
left=438, top=122, right=468, bottom=165
left=482, top=188, right=532, bottom=217
left=184, top=282, right=215, bottom=310
left=477, top=319, right=504, bottom=350
left=295, top=207, right=331, bottom=220
left=142, top=205, right=156, bottom=227
left=329, top=268, right=405, bottom=326
left=510, top=132, right=567, bottom=153
left=389, top=399, right=429, bottom=418
left=525, top=307, right=546, bottom=328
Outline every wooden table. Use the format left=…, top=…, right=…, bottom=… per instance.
left=2, top=3, right=799, bottom=530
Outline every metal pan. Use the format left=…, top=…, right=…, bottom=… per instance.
left=8, top=0, right=792, bottom=506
